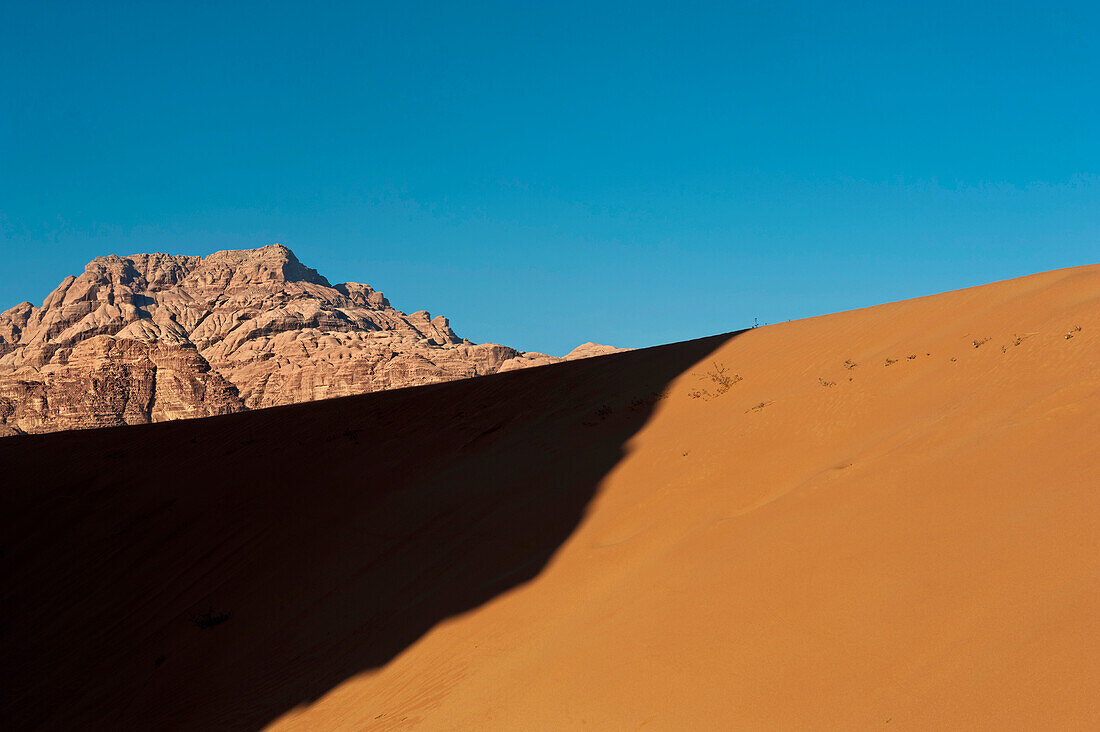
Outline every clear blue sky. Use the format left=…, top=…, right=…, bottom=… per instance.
left=1, top=1, right=1097, bottom=354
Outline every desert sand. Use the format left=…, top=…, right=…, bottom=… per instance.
left=2, top=264, right=1098, bottom=729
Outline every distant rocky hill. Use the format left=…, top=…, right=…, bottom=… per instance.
left=0, top=244, right=625, bottom=435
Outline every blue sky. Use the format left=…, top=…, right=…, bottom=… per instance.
left=1, top=1, right=1097, bottom=354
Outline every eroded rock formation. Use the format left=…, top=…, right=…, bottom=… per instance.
left=0, top=244, right=624, bottom=434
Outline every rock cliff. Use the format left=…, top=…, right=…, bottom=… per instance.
left=0, top=244, right=624, bottom=434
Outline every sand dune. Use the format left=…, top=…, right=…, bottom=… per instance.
left=3, top=265, right=1099, bottom=729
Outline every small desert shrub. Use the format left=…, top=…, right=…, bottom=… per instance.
left=843, top=359, right=857, bottom=370
left=689, top=362, right=742, bottom=400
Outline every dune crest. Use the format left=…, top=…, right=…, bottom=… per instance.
left=2, top=264, right=1098, bottom=728
left=273, top=264, right=1100, bottom=729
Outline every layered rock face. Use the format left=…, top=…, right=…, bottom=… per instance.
left=0, top=245, right=624, bottom=435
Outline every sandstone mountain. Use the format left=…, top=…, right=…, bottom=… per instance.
left=0, top=244, right=624, bottom=435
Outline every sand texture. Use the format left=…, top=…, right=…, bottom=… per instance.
left=2, top=264, right=1098, bottom=729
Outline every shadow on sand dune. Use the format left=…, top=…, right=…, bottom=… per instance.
left=0, top=331, right=737, bottom=730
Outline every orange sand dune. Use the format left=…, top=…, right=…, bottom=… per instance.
left=3, top=265, right=1099, bottom=729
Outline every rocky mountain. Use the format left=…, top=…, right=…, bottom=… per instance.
left=0, top=244, right=625, bottom=435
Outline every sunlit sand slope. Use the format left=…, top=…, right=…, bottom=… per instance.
left=274, top=265, right=1100, bottom=729
left=3, top=265, right=1098, bottom=730
left=0, top=326, right=730, bottom=730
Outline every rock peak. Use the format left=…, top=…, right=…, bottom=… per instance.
left=194, top=244, right=330, bottom=288
left=0, top=245, right=623, bottom=435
